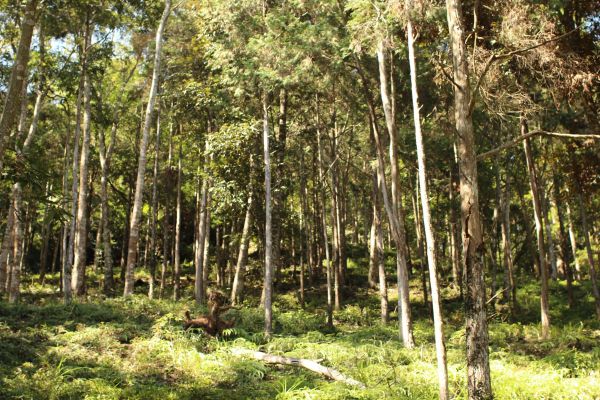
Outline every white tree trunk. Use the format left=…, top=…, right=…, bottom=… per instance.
left=406, top=11, right=448, bottom=398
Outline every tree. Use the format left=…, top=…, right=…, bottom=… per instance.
left=445, top=0, right=492, bottom=397
left=405, top=1, right=448, bottom=397
left=123, top=0, right=171, bottom=296
left=0, top=0, right=38, bottom=170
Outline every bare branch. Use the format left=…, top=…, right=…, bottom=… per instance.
left=477, top=130, right=600, bottom=161
left=468, top=28, right=578, bottom=115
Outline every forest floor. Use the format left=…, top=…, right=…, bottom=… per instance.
left=1, top=251, right=600, bottom=399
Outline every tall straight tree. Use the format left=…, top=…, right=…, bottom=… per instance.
left=123, top=0, right=171, bottom=296
left=521, top=117, right=551, bottom=338
left=405, top=3, right=448, bottom=397
left=375, top=40, right=414, bottom=348
left=263, top=92, right=274, bottom=336
left=445, top=0, right=492, bottom=398
left=72, top=20, right=93, bottom=296
left=0, top=0, right=38, bottom=170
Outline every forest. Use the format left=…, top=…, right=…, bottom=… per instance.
left=0, top=0, right=599, bottom=399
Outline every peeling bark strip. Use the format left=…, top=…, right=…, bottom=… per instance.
left=230, top=348, right=365, bottom=388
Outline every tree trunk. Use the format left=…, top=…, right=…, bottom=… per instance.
left=501, top=172, right=517, bottom=309
left=372, top=172, right=388, bottom=323
left=123, top=0, right=171, bottom=296
left=194, top=148, right=209, bottom=304
left=565, top=201, right=581, bottom=280
left=368, top=194, right=378, bottom=289
left=8, top=184, right=23, bottom=303
left=0, top=0, right=38, bottom=170
left=406, top=11, right=449, bottom=397
left=65, top=35, right=87, bottom=303
left=575, top=184, right=600, bottom=319
left=0, top=187, right=16, bottom=294
left=72, top=21, right=93, bottom=296
left=263, top=92, right=274, bottom=336
left=552, top=177, right=574, bottom=307
left=445, top=0, right=492, bottom=397
left=542, top=189, right=558, bottom=280
left=147, top=107, right=161, bottom=299
left=375, top=41, right=414, bottom=348
left=521, top=117, right=551, bottom=339
left=173, top=144, right=182, bottom=300
left=231, top=190, right=254, bottom=305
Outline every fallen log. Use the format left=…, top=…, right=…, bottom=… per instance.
left=230, top=348, right=366, bottom=388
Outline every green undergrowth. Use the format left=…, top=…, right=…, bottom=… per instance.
left=1, top=270, right=599, bottom=399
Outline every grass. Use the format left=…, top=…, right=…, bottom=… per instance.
left=0, top=255, right=599, bottom=399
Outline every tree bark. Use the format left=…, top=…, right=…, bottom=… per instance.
left=552, top=177, right=574, bottom=307
left=500, top=172, right=517, bottom=309
left=565, top=200, right=581, bottom=280
left=0, top=0, right=38, bottom=170
left=0, top=202, right=15, bottom=292
left=521, top=117, right=551, bottom=338
left=406, top=11, right=449, bottom=397
left=575, top=184, right=600, bottom=319
left=173, top=144, right=182, bottom=300
left=263, top=92, right=274, bottom=336
left=231, top=189, right=254, bottom=305
left=445, top=0, right=492, bottom=397
left=123, top=0, right=171, bottom=295
left=8, top=185, right=23, bottom=303
left=72, top=21, right=93, bottom=296
left=375, top=41, right=414, bottom=348
left=373, top=172, right=388, bottom=323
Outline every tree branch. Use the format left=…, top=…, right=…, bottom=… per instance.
left=469, top=28, right=578, bottom=115
left=477, top=130, right=600, bottom=161
left=230, top=348, right=366, bottom=388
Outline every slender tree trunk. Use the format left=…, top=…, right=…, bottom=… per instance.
left=329, top=124, right=342, bottom=310
left=566, top=201, right=581, bottom=280
left=194, top=146, right=209, bottom=304
left=575, top=184, right=600, bottom=319
left=368, top=198, right=378, bottom=289
left=375, top=41, right=414, bottom=348
left=317, top=104, right=333, bottom=329
left=173, top=144, right=182, bottom=300
left=231, top=190, right=254, bottom=305
left=263, top=92, right=274, bottom=336
left=72, top=21, right=93, bottom=296
left=65, top=40, right=87, bottom=304
left=406, top=12, right=448, bottom=397
left=372, top=172, right=388, bottom=323
left=99, top=128, right=114, bottom=293
left=124, top=0, right=171, bottom=295
left=542, top=188, right=558, bottom=280
left=147, top=106, right=161, bottom=299
left=160, top=123, right=173, bottom=298
left=552, top=177, right=574, bottom=307
left=501, top=172, right=516, bottom=309
left=8, top=185, right=23, bottom=303
left=449, top=170, right=461, bottom=293
left=0, top=0, right=38, bottom=170
left=60, top=120, right=70, bottom=297
left=445, top=0, right=492, bottom=396
left=202, top=183, right=212, bottom=294
left=0, top=186, right=16, bottom=294
left=412, top=176, right=429, bottom=308
left=521, top=117, right=551, bottom=339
